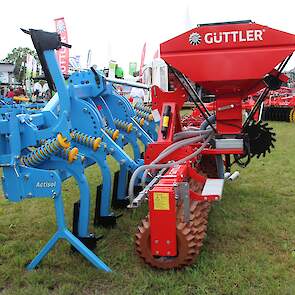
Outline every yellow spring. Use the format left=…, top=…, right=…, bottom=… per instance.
left=135, top=109, right=153, bottom=121
left=135, top=109, right=149, bottom=120
left=134, top=103, right=152, bottom=113
left=70, top=130, right=101, bottom=151
left=114, top=119, right=133, bottom=133
left=21, top=134, right=69, bottom=167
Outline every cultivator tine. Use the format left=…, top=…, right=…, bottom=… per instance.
left=72, top=200, right=80, bottom=237
left=111, top=171, right=120, bottom=208
left=72, top=200, right=101, bottom=251
left=111, top=171, right=129, bottom=209
left=94, top=184, right=124, bottom=227
left=94, top=185, right=116, bottom=227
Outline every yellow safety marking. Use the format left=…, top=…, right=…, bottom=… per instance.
left=153, top=192, right=170, bottom=210
left=112, top=129, right=120, bottom=140
left=57, top=133, right=70, bottom=149
left=93, top=137, right=102, bottom=151
left=140, top=118, right=145, bottom=126
left=162, top=116, right=169, bottom=128
left=68, top=147, right=79, bottom=163
left=127, top=123, right=133, bottom=133
left=148, top=113, right=154, bottom=121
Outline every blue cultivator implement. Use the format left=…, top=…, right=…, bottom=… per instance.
left=0, top=29, right=111, bottom=271
left=0, top=28, right=158, bottom=271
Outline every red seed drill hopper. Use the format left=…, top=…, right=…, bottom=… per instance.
left=130, top=20, right=295, bottom=269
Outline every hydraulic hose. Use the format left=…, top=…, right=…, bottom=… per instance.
left=141, top=134, right=208, bottom=185
left=173, top=129, right=212, bottom=142
left=155, top=135, right=208, bottom=162
left=185, top=126, right=202, bottom=130
left=200, top=114, right=216, bottom=130
left=128, top=132, right=214, bottom=201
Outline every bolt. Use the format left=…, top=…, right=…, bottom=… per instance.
left=1, top=176, right=5, bottom=182
left=4, top=193, right=8, bottom=199
left=83, top=107, right=88, bottom=113
left=166, top=240, right=170, bottom=244
left=27, top=192, right=33, bottom=198
left=52, top=192, right=57, bottom=199
left=109, top=147, right=114, bottom=154
left=155, top=250, right=159, bottom=255
left=155, top=240, right=159, bottom=244
left=166, top=251, right=171, bottom=255
left=120, top=159, right=126, bottom=165
left=24, top=174, right=29, bottom=181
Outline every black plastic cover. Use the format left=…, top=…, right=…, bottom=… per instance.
left=21, top=28, right=68, bottom=91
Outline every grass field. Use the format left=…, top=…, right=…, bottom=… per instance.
left=0, top=122, right=295, bottom=295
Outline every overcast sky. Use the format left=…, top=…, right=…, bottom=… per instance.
left=1, top=0, right=295, bottom=71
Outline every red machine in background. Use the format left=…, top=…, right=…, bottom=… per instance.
left=129, top=20, right=295, bottom=269
left=231, top=86, right=295, bottom=123
left=258, top=87, right=295, bottom=122
left=182, top=85, right=295, bottom=125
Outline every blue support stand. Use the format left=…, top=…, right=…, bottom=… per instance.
left=26, top=193, right=111, bottom=272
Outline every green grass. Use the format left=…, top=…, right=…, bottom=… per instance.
left=1, top=122, right=295, bottom=295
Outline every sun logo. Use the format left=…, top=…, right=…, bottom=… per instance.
left=189, top=32, right=201, bottom=45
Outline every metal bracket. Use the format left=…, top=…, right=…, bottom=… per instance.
left=174, top=182, right=190, bottom=223
left=128, top=168, right=167, bottom=208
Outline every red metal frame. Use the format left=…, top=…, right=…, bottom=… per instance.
left=148, top=162, right=221, bottom=256
left=145, top=21, right=295, bottom=258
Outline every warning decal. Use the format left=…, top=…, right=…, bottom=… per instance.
left=153, top=192, right=170, bottom=210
